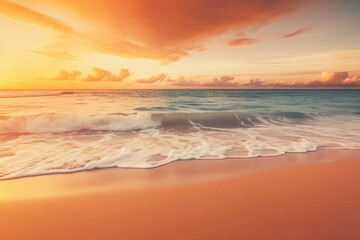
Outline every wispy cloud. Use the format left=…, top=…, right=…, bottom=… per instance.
left=0, top=0, right=312, bottom=62
left=0, top=0, right=74, bottom=34
left=280, top=27, right=311, bottom=39
left=227, top=38, right=260, bottom=47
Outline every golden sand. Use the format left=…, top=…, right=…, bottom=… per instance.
left=0, top=150, right=359, bottom=240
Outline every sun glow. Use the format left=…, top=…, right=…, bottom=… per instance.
left=0, top=0, right=359, bottom=89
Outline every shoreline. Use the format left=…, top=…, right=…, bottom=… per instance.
left=0, top=149, right=359, bottom=239
left=0, top=149, right=359, bottom=200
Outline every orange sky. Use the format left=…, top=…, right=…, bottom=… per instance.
left=0, top=0, right=360, bottom=89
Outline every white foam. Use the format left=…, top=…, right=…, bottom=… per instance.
left=0, top=113, right=160, bottom=133
left=1, top=114, right=360, bottom=180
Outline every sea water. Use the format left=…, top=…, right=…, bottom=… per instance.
left=0, top=89, right=359, bottom=180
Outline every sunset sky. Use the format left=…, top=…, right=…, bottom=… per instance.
left=0, top=0, right=360, bottom=89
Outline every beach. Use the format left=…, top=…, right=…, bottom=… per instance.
left=1, top=150, right=359, bottom=240
left=2, top=1, right=360, bottom=239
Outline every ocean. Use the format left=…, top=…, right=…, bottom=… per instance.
left=1, top=89, right=359, bottom=180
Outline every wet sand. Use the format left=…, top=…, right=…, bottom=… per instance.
left=0, top=150, right=359, bottom=240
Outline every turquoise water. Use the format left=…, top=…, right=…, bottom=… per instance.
left=134, top=89, right=360, bottom=114
left=0, top=89, right=359, bottom=180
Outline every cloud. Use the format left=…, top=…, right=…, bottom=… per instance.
left=51, top=70, right=82, bottom=81
left=45, top=70, right=360, bottom=88
left=245, top=79, right=265, bottom=87
left=168, top=76, right=201, bottom=87
left=2, top=0, right=312, bottom=62
left=0, top=0, right=73, bottom=33
left=168, top=76, right=268, bottom=88
left=136, top=74, right=168, bottom=84
left=167, top=72, right=360, bottom=88
left=169, top=75, right=241, bottom=88
left=48, top=67, right=131, bottom=82
left=272, top=71, right=360, bottom=88
left=319, top=71, right=348, bottom=83
left=228, top=38, right=260, bottom=47
left=201, top=76, right=238, bottom=87
left=280, top=27, right=311, bottom=39
left=83, top=68, right=131, bottom=82
left=295, top=71, right=360, bottom=87
left=343, top=76, right=360, bottom=84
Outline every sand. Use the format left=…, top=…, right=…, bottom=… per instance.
left=0, top=150, right=359, bottom=240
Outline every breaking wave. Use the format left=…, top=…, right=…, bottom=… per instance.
left=0, top=111, right=322, bottom=134
left=0, top=113, right=160, bottom=134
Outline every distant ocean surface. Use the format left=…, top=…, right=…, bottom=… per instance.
left=1, top=89, right=360, bottom=180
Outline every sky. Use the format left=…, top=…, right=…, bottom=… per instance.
left=0, top=0, right=360, bottom=89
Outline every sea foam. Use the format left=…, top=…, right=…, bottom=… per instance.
left=0, top=113, right=160, bottom=133
left=1, top=112, right=360, bottom=180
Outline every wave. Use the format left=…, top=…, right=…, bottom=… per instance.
left=0, top=113, right=160, bottom=134
left=0, top=111, right=322, bottom=134
left=0, top=90, right=146, bottom=98
left=154, top=111, right=317, bottom=129
left=0, top=91, right=76, bottom=98
left=1, top=111, right=360, bottom=180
